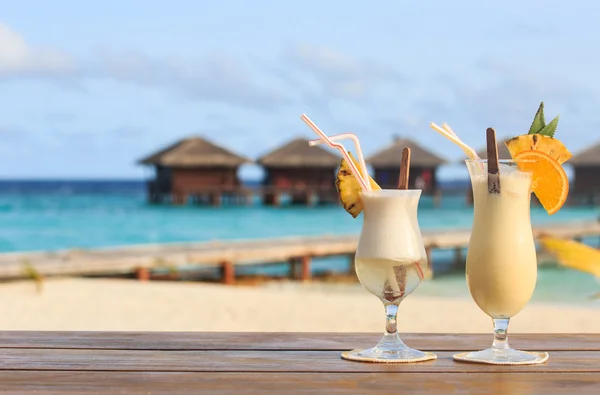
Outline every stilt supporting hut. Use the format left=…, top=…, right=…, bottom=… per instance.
left=138, top=136, right=251, bottom=206
left=570, top=141, right=600, bottom=206
left=257, top=138, right=341, bottom=206
left=367, top=137, right=446, bottom=204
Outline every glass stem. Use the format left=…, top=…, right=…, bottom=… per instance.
left=376, top=303, right=407, bottom=351
left=384, top=304, right=399, bottom=336
left=492, top=318, right=510, bottom=351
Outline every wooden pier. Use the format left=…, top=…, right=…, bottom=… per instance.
left=1, top=221, right=599, bottom=284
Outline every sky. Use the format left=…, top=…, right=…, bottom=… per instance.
left=0, top=0, right=599, bottom=180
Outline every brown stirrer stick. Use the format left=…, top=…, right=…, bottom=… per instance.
left=397, top=147, right=411, bottom=190
left=486, top=127, right=501, bottom=194
left=388, top=146, right=412, bottom=300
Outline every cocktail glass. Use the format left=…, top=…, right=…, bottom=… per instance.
left=342, top=189, right=437, bottom=363
left=454, top=159, right=549, bottom=364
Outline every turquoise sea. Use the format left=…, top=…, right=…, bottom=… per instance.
left=0, top=180, right=598, bottom=307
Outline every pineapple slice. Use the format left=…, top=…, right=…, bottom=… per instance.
left=505, top=134, right=572, bottom=165
left=336, top=152, right=380, bottom=218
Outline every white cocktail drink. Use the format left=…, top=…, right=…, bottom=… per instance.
left=300, top=114, right=437, bottom=363
left=344, top=189, right=436, bottom=362
left=355, top=190, right=427, bottom=305
left=355, top=258, right=425, bottom=304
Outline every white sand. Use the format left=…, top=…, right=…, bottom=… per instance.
left=0, top=278, right=598, bottom=333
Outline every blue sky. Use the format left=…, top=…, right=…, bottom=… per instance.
left=1, top=0, right=599, bottom=180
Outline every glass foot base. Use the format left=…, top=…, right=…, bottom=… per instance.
left=453, top=348, right=549, bottom=365
left=342, top=347, right=437, bottom=363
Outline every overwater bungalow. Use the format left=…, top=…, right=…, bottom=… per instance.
left=138, top=136, right=251, bottom=205
left=257, top=137, right=341, bottom=206
left=570, top=141, right=600, bottom=205
left=367, top=137, right=446, bottom=194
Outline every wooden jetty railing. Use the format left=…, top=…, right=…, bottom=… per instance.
left=0, top=220, right=599, bottom=284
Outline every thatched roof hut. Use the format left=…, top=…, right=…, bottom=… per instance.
left=570, top=141, right=600, bottom=167
left=257, top=138, right=341, bottom=205
left=139, top=136, right=250, bottom=167
left=257, top=138, right=340, bottom=168
left=367, top=138, right=446, bottom=168
left=138, top=136, right=251, bottom=205
left=367, top=137, right=446, bottom=192
left=570, top=141, right=600, bottom=195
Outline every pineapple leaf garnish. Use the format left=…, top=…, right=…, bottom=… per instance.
left=528, top=101, right=558, bottom=138
left=528, top=102, right=546, bottom=135
left=538, top=115, right=559, bottom=137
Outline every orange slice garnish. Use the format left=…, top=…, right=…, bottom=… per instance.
left=513, top=150, right=569, bottom=215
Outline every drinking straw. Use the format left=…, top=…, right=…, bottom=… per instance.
left=415, top=264, right=425, bottom=281
left=394, top=147, right=425, bottom=280
left=442, top=123, right=459, bottom=139
left=301, top=115, right=371, bottom=192
left=307, top=132, right=370, bottom=190
left=429, top=122, right=480, bottom=160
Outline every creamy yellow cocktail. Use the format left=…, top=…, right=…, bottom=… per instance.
left=431, top=101, right=571, bottom=365
left=466, top=164, right=537, bottom=319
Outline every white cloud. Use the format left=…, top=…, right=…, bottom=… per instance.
left=446, top=60, right=593, bottom=132
left=0, top=24, right=74, bottom=77
left=0, top=24, right=409, bottom=114
left=511, top=22, right=559, bottom=37
left=397, top=58, right=600, bottom=157
left=0, top=125, right=24, bottom=141
left=280, top=43, right=405, bottom=106
left=0, top=24, right=290, bottom=111
left=0, top=126, right=37, bottom=160
left=88, top=49, right=292, bottom=110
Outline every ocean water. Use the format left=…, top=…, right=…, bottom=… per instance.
left=0, top=180, right=598, bottom=307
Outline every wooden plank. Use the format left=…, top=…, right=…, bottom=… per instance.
left=0, top=372, right=597, bottom=395
left=0, top=235, right=360, bottom=278
left=0, top=349, right=597, bottom=373
left=0, top=220, right=597, bottom=279
left=0, top=332, right=598, bottom=351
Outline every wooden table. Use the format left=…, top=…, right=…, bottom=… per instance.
left=0, top=332, right=597, bottom=394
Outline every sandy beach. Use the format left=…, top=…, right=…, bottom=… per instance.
left=0, top=278, right=598, bottom=333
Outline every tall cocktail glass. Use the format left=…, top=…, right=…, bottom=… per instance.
left=342, top=189, right=437, bottom=363
left=454, top=159, right=549, bottom=364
